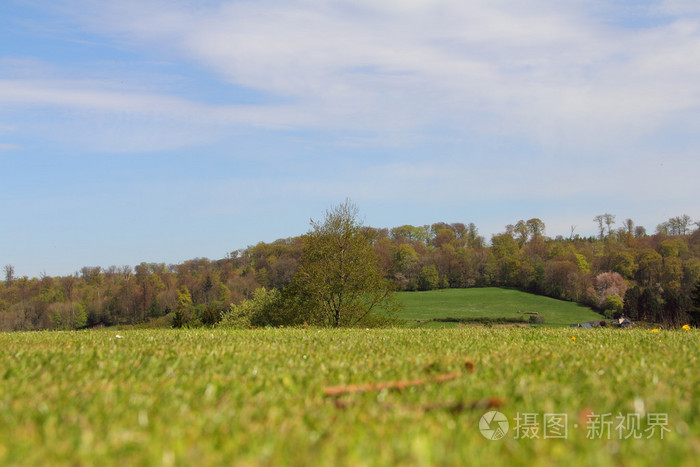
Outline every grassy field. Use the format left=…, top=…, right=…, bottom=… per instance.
left=0, top=327, right=698, bottom=466
left=397, top=287, right=604, bottom=327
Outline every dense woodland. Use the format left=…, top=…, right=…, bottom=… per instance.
left=2, top=214, right=699, bottom=331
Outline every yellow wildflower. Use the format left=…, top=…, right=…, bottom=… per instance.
left=682, top=324, right=691, bottom=330
left=651, top=329, right=660, bottom=333
left=570, top=336, right=577, bottom=341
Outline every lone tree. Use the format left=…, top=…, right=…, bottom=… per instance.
left=291, top=199, right=398, bottom=327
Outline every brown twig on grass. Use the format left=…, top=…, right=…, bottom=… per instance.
left=323, top=360, right=475, bottom=397
left=323, top=372, right=461, bottom=396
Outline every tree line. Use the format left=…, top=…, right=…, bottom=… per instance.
left=2, top=209, right=699, bottom=331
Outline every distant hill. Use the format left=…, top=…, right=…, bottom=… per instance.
left=397, top=287, right=603, bottom=327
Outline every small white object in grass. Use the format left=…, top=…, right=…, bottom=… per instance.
left=115, top=335, right=124, bottom=339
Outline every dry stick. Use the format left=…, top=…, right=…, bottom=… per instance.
left=323, top=372, right=461, bottom=397
left=323, top=360, right=475, bottom=397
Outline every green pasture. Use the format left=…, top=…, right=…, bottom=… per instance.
left=397, top=288, right=604, bottom=326
left=0, top=327, right=698, bottom=466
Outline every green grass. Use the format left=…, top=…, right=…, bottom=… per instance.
left=0, top=327, right=698, bottom=466
left=397, top=287, right=604, bottom=327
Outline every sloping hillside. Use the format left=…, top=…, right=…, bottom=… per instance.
left=398, top=288, right=603, bottom=326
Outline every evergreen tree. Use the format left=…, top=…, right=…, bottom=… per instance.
left=638, top=287, right=663, bottom=323
left=691, top=279, right=700, bottom=326
left=623, top=286, right=641, bottom=320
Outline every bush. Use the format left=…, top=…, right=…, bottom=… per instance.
left=219, top=287, right=287, bottom=328
left=603, top=294, right=624, bottom=318
left=529, top=315, right=545, bottom=324
left=418, top=265, right=440, bottom=291
left=198, top=304, right=222, bottom=326
left=172, top=309, right=187, bottom=329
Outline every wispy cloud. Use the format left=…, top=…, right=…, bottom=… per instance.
left=3, top=1, right=699, bottom=196
left=7, top=0, right=694, bottom=150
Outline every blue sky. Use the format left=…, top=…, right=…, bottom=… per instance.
left=2, top=0, right=699, bottom=278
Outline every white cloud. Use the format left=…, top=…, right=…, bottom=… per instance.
left=36, top=1, right=697, bottom=141
left=0, top=76, right=317, bottom=152
left=0, top=78, right=307, bottom=125
left=1, top=0, right=699, bottom=157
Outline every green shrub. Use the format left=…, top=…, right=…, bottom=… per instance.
left=603, top=294, right=624, bottom=319
left=418, top=265, right=440, bottom=291
left=529, top=315, right=545, bottom=324
left=219, top=287, right=285, bottom=328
